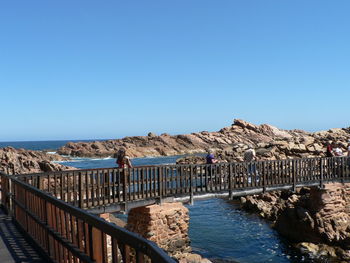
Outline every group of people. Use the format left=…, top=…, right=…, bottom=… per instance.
left=326, top=141, right=350, bottom=157
left=205, top=146, right=256, bottom=165
left=114, top=141, right=350, bottom=169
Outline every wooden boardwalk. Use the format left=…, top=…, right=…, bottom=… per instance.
left=0, top=209, right=45, bottom=263
left=19, top=156, right=350, bottom=214
left=0, top=156, right=349, bottom=263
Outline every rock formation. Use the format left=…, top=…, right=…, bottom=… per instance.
left=240, top=184, right=350, bottom=261
left=0, top=147, right=73, bottom=175
left=57, top=119, right=350, bottom=159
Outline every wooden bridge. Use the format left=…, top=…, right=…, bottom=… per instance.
left=1, top=156, right=349, bottom=263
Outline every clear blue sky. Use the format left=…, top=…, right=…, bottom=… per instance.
left=1, top=1, right=349, bottom=141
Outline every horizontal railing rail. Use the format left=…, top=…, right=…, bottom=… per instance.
left=0, top=172, right=176, bottom=263
left=16, top=156, right=350, bottom=210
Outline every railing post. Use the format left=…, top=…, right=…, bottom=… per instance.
left=8, top=176, right=13, bottom=217
left=228, top=164, right=233, bottom=200
left=158, top=167, right=163, bottom=204
left=189, top=165, right=194, bottom=205
left=79, top=172, right=83, bottom=208
left=37, top=175, right=42, bottom=190
left=320, top=158, right=324, bottom=189
left=292, top=160, right=296, bottom=192
left=262, top=162, right=266, bottom=193
left=91, top=227, right=103, bottom=263
left=123, top=169, right=128, bottom=211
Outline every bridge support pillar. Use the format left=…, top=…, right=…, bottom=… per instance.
left=127, top=202, right=191, bottom=259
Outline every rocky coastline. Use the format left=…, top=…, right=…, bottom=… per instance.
left=240, top=184, right=350, bottom=262
left=1, top=118, right=350, bottom=262
left=57, top=119, right=350, bottom=160
left=0, top=146, right=73, bottom=175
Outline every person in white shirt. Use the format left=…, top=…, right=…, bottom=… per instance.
left=333, top=145, right=343, bottom=157
left=244, top=147, right=256, bottom=162
left=244, top=146, right=259, bottom=183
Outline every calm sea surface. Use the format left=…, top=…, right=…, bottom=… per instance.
left=0, top=139, right=106, bottom=151
left=1, top=141, right=312, bottom=263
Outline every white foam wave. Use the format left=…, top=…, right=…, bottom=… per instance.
left=57, top=156, right=114, bottom=163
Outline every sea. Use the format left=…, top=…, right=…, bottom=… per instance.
left=0, top=140, right=317, bottom=263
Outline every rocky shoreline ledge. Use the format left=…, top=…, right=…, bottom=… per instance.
left=240, top=184, right=350, bottom=262
left=0, top=146, right=73, bottom=175
left=2, top=118, right=349, bottom=176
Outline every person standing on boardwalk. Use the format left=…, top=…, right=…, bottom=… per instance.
left=205, top=150, right=218, bottom=185
left=326, top=141, right=334, bottom=157
left=206, top=150, right=218, bottom=165
left=115, top=148, right=132, bottom=168
left=244, top=146, right=258, bottom=183
left=114, top=148, right=132, bottom=195
left=244, top=145, right=256, bottom=163
left=333, top=144, right=343, bottom=157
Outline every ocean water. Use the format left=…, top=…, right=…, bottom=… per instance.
left=0, top=139, right=107, bottom=151
left=188, top=199, right=304, bottom=263
left=60, top=155, right=183, bottom=169
left=2, top=140, right=310, bottom=263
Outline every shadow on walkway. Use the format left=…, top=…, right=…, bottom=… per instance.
left=0, top=209, right=45, bottom=263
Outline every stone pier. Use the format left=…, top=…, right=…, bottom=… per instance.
left=126, top=202, right=191, bottom=259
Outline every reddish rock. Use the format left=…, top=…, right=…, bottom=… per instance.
left=240, top=184, right=350, bottom=262
left=0, top=147, right=74, bottom=175
left=56, top=119, right=350, bottom=160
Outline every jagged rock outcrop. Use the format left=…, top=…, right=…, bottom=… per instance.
left=57, top=119, right=350, bottom=159
left=0, top=147, right=73, bottom=175
left=240, top=184, right=350, bottom=261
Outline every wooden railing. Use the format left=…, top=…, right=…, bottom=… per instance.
left=16, top=156, right=350, bottom=210
left=1, top=156, right=349, bottom=263
left=0, top=172, right=176, bottom=263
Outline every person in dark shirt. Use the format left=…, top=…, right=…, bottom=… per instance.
left=115, top=148, right=132, bottom=168
left=326, top=141, right=334, bottom=157
left=206, top=151, right=218, bottom=164
left=205, top=150, right=218, bottom=186
left=114, top=148, right=132, bottom=194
